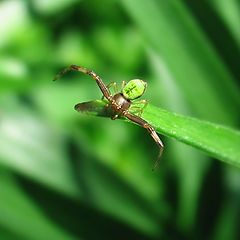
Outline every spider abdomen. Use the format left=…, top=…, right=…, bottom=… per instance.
left=122, top=79, right=147, bottom=100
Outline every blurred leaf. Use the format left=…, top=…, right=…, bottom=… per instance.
left=210, top=0, right=240, bottom=47
left=0, top=0, right=29, bottom=49
left=1, top=0, right=240, bottom=238
left=93, top=26, right=144, bottom=71
left=213, top=203, right=238, bottom=240
left=121, top=0, right=240, bottom=126
left=56, top=31, right=97, bottom=67
left=32, top=0, right=78, bottom=15
left=0, top=98, right=165, bottom=238
left=0, top=170, right=75, bottom=240
left=148, top=51, right=211, bottom=232
left=0, top=98, right=81, bottom=198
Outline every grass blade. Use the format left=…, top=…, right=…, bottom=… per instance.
left=78, top=100, right=240, bottom=168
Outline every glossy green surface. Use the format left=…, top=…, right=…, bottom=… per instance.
left=122, top=79, right=147, bottom=100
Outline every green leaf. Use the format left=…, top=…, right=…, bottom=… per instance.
left=210, top=0, right=240, bottom=47
left=77, top=100, right=240, bottom=168
left=0, top=170, right=75, bottom=240
left=143, top=105, right=240, bottom=168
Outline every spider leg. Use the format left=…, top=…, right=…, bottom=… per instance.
left=129, top=106, right=143, bottom=116
left=130, top=100, right=148, bottom=117
left=54, top=65, right=112, bottom=102
left=108, top=82, right=119, bottom=93
left=101, top=82, right=118, bottom=100
left=124, top=112, right=164, bottom=170
left=121, top=80, right=126, bottom=89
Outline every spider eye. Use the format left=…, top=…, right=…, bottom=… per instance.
left=122, top=79, right=147, bottom=100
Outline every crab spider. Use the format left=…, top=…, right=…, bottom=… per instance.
left=54, top=65, right=164, bottom=169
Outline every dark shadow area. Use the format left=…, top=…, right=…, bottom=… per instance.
left=184, top=0, right=240, bottom=83
left=14, top=136, right=168, bottom=240
left=16, top=173, right=153, bottom=240
left=0, top=225, right=22, bottom=240
left=195, top=161, right=224, bottom=240
left=26, top=1, right=130, bottom=41
left=66, top=135, right=160, bottom=218
left=66, top=137, right=166, bottom=238
left=163, top=168, right=186, bottom=240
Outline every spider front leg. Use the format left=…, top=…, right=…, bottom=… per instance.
left=101, top=80, right=126, bottom=100
left=101, top=82, right=118, bottom=100
left=121, top=80, right=126, bottom=89
left=130, top=99, right=148, bottom=117
left=124, top=112, right=164, bottom=170
left=54, top=65, right=113, bottom=102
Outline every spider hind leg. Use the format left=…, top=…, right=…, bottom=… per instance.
left=124, top=112, right=164, bottom=170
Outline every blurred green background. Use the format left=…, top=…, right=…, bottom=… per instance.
left=0, top=0, right=240, bottom=239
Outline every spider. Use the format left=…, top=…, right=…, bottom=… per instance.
left=54, top=65, right=164, bottom=169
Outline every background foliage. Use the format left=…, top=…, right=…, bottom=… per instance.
left=0, top=0, right=239, bottom=239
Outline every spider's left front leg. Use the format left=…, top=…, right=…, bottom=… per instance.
left=124, top=112, right=164, bottom=170
left=54, top=65, right=113, bottom=102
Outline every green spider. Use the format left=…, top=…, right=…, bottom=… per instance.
left=54, top=65, right=164, bottom=169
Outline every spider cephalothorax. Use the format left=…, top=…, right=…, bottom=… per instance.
left=54, top=65, right=164, bottom=169
left=110, top=79, right=146, bottom=119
